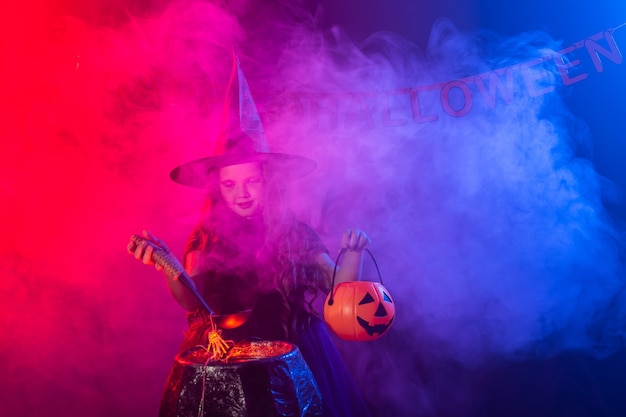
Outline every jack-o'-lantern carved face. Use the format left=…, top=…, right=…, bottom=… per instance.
left=356, top=285, right=394, bottom=337
left=324, top=281, right=395, bottom=341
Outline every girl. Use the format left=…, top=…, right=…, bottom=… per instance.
left=130, top=157, right=372, bottom=417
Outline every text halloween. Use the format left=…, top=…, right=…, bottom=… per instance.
left=260, top=27, right=624, bottom=129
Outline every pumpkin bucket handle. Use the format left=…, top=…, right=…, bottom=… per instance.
left=327, top=248, right=383, bottom=306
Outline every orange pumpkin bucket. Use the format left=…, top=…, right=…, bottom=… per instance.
left=324, top=249, right=395, bottom=341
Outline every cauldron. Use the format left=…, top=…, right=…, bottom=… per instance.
left=159, top=341, right=322, bottom=417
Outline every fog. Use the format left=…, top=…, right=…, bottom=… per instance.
left=1, top=1, right=625, bottom=416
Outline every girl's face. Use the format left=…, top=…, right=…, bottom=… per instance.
left=218, top=162, right=265, bottom=218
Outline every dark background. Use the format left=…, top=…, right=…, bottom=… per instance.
left=4, top=1, right=626, bottom=416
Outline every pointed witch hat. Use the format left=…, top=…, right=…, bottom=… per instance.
left=170, top=53, right=316, bottom=188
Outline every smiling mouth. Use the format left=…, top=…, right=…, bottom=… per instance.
left=237, top=201, right=253, bottom=209
left=356, top=316, right=394, bottom=336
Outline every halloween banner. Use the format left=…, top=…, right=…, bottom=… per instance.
left=260, top=25, right=625, bottom=129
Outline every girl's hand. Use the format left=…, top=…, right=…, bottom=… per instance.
left=340, top=229, right=371, bottom=252
left=127, top=230, right=168, bottom=271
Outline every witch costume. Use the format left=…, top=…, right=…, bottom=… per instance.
left=157, top=54, right=371, bottom=417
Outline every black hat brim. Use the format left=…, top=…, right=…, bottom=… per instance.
left=169, top=152, right=317, bottom=188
